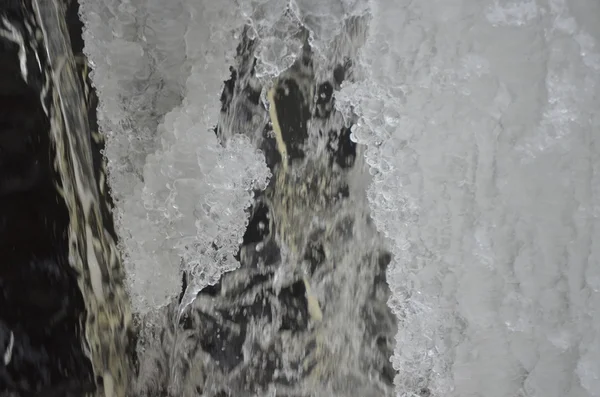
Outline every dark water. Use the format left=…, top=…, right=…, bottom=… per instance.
left=0, top=0, right=95, bottom=395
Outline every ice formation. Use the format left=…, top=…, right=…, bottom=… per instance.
left=79, top=0, right=600, bottom=395
left=336, top=0, right=600, bottom=396
left=78, top=0, right=367, bottom=312
left=79, top=0, right=272, bottom=311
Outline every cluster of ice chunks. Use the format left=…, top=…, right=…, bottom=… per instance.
left=129, top=132, right=270, bottom=312
left=79, top=0, right=373, bottom=314
left=80, top=0, right=271, bottom=312
left=239, top=0, right=305, bottom=79
left=240, top=0, right=371, bottom=79
left=336, top=0, right=600, bottom=396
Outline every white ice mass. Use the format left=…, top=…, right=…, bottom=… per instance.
left=80, top=0, right=600, bottom=396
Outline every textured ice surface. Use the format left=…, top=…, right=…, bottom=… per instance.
left=240, top=0, right=369, bottom=78
left=80, top=0, right=600, bottom=395
left=336, top=0, right=600, bottom=396
left=79, top=0, right=270, bottom=311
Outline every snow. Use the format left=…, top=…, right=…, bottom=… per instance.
left=80, top=0, right=600, bottom=395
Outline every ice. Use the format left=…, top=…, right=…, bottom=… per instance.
left=241, top=0, right=370, bottom=79
left=80, top=0, right=270, bottom=311
left=337, top=0, right=600, bottom=396
left=241, top=0, right=305, bottom=78
left=78, top=0, right=369, bottom=313
left=485, top=0, right=539, bottom=27
left=80, top=0, right=600, bottom=395
left=121, top=132, right=270, bottom=311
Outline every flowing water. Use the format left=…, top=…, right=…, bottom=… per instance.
left=2, top=0, right=600, bottom=397
left=3, top=1, right=395, bottom=396
left=1, top=0, right=131, bottom=396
